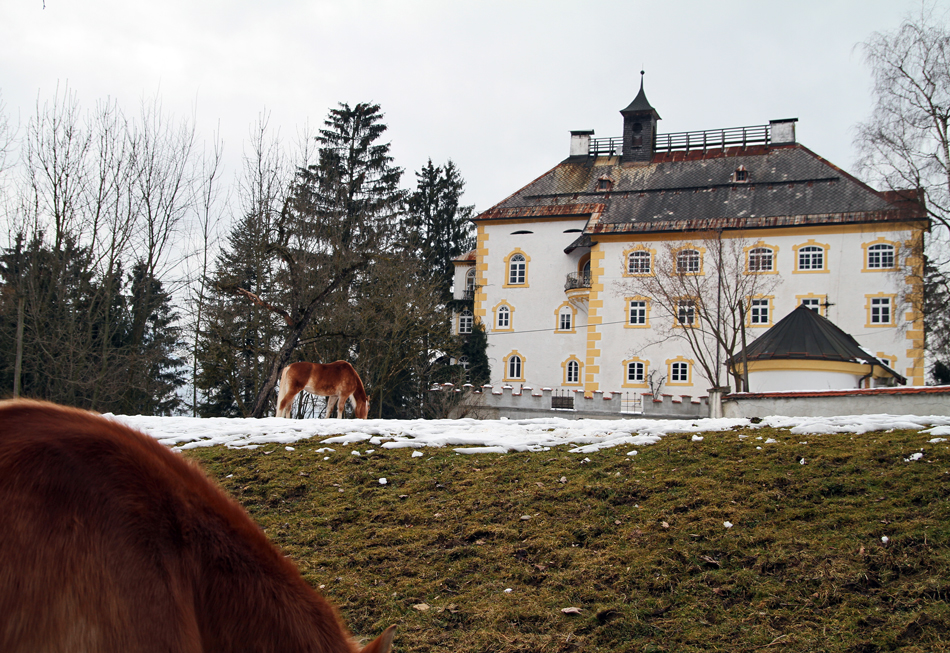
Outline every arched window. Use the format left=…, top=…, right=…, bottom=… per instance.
left=675, top=249, right=700, bottom=274
left=465, top=268, right=476, bottom=295
left=627, top=361, right=645, bottom=383
left=508, top=253, right=526, bottom=285
left=507, top=355, right=522, bottom=380
left=670, top=360, right=690, bottom=383
left=867, top=243, right=895, bottom=269
left=566, top=360, right=580, bottom=384
left=748, top=247, right=774, bottom=272
left=798, top=245, right=824, bottom=271
left=677, top=299, right=697, bottom=326
left=497, top=305, right=510, bottom=329
left=628, top=250, right=651, bottom=275
left=458, top=309, right=473, bottom=334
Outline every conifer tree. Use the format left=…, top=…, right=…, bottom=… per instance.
left=405, top=159, right=475, bottom=302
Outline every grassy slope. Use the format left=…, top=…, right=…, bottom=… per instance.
left=186, top=424, right=950, bottom=653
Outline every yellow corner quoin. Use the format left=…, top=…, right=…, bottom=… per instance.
left=584, top=248, right=606, bottom=395
left=474, top=226, right=489, bottom=318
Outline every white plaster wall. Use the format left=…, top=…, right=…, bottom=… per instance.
left=477, top=219, right=588, bottom=388
left=747, top=369, right=862, bottom=392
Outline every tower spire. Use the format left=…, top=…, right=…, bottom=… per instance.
left=620, top=71, right=660, bottom=163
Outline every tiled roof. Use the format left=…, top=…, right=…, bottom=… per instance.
left=474, top=144, right=923, bottom=233
left=727, top=305, right=906, bottom=383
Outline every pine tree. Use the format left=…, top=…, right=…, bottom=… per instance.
left=196, top=209, right=284, bottom=417
left=218, top=102, right=405, bottom=417
left=405, top=159, right=475, bottom=302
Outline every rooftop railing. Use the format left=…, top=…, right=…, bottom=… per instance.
left=589, top=124, right=771, bottom=156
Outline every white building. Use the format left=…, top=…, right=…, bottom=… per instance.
left=452, top=79, right=927, bottom=396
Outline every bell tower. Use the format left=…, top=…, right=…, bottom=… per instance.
left=620, top=71, right=661, bottom=164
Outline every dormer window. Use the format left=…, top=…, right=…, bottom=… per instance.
left=597, top=177, right=613, bottom=191
left=734, top=165, right=749, bottom=183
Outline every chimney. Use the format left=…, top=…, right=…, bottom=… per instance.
left=570, top=130, right=594, bottom=156
left=769, top=118, right=798, bottom=145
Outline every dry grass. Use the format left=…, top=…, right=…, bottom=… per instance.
left=185, top=424, right=950, bottom=652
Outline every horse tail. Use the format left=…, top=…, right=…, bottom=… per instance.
left=349, top=365, right=369, bottom=419
left=276, top=364, right=293, bottom=418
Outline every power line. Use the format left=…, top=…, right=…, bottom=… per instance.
left=485, top=318, right=632, bottom=336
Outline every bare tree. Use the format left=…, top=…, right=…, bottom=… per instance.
left=185, top=127, right=225, bottom=415
left=855, top=5, right=950, bottom=375
left=855, top=3, right=950, bottom=234
left=618, top=232, right=781, bottom=392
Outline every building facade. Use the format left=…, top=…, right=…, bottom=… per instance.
left=452, top=80, right=927, bottom=396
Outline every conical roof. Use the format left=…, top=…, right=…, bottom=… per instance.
left=620, top=72, right=661, bottom=118
left=727, top=305, right=904, bottom=383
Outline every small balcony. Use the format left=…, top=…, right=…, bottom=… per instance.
left=565, top=271, right=591, bottom=291
left=564, top=272, right=591, bottom=308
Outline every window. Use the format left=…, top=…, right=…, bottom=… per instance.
left=867, top=243, right=896, bottom=269
left=459, top=309, right=473, bottom=334
left=750, top=298, right=770, bottom=325
left=734, top=166, right=749, bottom=182
left=677, top=299, right=697, bottom=326
left=748, top=247, right=774, bottom=272
left=797, top=294, right=827, bottom=316
left=458, top=355, right=470, bottom=370
left=566, top=360, right=580, bottom=384
left=627, top=361, right=645, bottom=383
left=800, top=298, right=820, bottom=313
left=670, top=361, right=689, bottom=383
left=797, top=245, right=825, bottom=271
left=870, top=296, right=893, bottom=325
left=629, top=299, right=647, bottom=325
left=464, top=268, right=476, bottom=296
left=508, top=253, right=526, bottom=285
left=497, top=305, right=510, bottom=329
left=597, top=177, right=613, bottom=191
left=507, top=354, right=523, bottom=380
left=628, top=250, right=652, bottom=275
left=676, top=249, right=701, bottom=274
left=558, top=306, right=573, bottom=331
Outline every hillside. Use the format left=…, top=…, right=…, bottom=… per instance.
left=185, top=422, right=950, bottom=652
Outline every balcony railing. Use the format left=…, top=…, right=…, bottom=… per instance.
left=565, top=272, right=591, bottom=291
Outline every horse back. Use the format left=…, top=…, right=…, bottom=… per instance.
left=0, top=399, right=391, bottom=653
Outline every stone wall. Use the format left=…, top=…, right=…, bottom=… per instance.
left=435, top=384, right=708, bottom=421
left=722, top=386, right=950, bottom=418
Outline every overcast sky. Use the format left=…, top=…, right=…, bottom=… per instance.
left=0, top=1, right=939, bottom=212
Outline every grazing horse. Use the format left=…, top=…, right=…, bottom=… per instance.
left=0, top=399, right=394, bottom=653
left=277, top=361, right=369, bottom=419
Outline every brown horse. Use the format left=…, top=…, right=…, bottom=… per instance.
left=0, top=399, right=393, bottom=653
left=277, top=361, right=369, bottom=419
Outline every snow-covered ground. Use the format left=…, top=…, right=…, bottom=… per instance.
left=106, top=413, right=950, bottom=455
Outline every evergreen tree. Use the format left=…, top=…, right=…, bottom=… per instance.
left=0, top=234, right=184, bottom=413
left=405, top=159, right=475, bottom=302
left=119, top=262, right=184, bottom=415
left=458, top=320, right=490, bottom=387
left=216, top=102, right=405, bottom=417
left=196, top=209, right=284, bottom=417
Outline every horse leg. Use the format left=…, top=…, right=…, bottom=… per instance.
left=325, top=395, right=340, bottom=418
left=277, top=382, right=303, bottom=418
